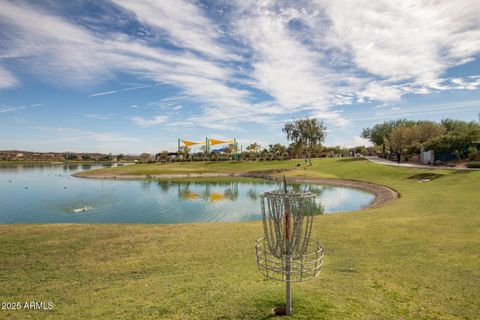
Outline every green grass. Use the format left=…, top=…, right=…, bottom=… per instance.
left=1, top=158, right=479, bottom=319
left=79, top=159, right=312, bottom=176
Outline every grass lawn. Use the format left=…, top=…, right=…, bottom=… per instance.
left=1, top=158, right=479, bottom=319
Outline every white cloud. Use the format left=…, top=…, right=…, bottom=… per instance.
left=0, top=103, right=42, bottom=113
left=349, top=100, right=480, bottom=122
left=1, top=0, right=479, bottom=133
left=111, top=0, right=238, bottom=60
left=86, top=114, right=109, bottom=120
left=128, top=115, right=168, bottom=127
left=352, top=136, right=371, bottom=147
left=0, top=105, right=21, bottom=113
left=320, top=0, right=480, bottom=83
left=0, top=1, right=112, bottom=86
left=234, top=6, right=330, bottom=110
left=357, top=82, right=402, bottom=102
left=0, top=65, right=19, bottom=89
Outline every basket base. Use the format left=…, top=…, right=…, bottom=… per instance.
left=271, top=305, right=291, bottom=316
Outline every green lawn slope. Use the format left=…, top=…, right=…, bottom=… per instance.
left=1, top=158, right=479, bottom=319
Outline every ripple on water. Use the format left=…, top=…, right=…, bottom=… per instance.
left=71, top=206, right=94, bottom=213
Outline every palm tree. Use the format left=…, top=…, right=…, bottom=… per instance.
left=246, top=142, right=261, bottom=153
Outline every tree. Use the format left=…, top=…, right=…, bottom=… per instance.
left=224, top=144, right=234, bottom=154
left=385, top=126, right=419, bottom=161
left=139, top=153, right=151, bottom=162
left=468, top=147, right=479, bottom=161
left=178, top=146, right=190, bottom=154
left=425, top=120, right=480, bottom=160
left=354, top=145, right=368, bottom=156
left=64, top=153, right=78, bottom=161
left=282, top=118, right=327, bottom=154
left=361, top=119, right=417, bottom=156
left=441, top=119, right=475, bottom=133
left=416, top=121, right=446, bottom=143
left=268, top=143, right=287, bottom=155
left=246, top=142, right=261, bottom=153
left=287, top=142, right=303, bottom=159
left=361, top=125, right=390, bottom=155
left=101, top=154, right=113, bottom=161
left=157, top=151, right=169, bottom=161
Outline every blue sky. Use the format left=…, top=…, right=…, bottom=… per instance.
left=0, top=0, right=479, bottom=154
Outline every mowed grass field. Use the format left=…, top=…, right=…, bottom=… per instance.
left=0, top=158, right=479, bottom=319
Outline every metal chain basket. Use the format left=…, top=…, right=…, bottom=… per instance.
left=254, top=177, right=324, bottom=315
left=255, top=237, right=324, bottom=282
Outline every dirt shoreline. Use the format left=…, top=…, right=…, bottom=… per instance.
left=73, top=172, right=398, bottom=209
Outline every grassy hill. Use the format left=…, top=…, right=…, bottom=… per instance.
left=1, top=158, right=479, bottom=319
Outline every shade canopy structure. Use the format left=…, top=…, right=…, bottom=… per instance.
left=181, top=140, right=205, bottom=147
left=209, top=138, right=233, bottom=146
left=177, top=138, right=239, bottom=157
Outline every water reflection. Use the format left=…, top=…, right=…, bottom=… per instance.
left=177, top=182, right=240, bottom=202
left=157, top=181, right=169, bottom=193
left=174, top=181, right=324, bottom=213
left=247, top=189, right=259, bottom=201
left=0, top=163, right=375, bottom=223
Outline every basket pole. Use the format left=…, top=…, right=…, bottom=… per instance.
left=286, top=257, right=292, bottom=315
left=283, top=175, right=292, bottom=315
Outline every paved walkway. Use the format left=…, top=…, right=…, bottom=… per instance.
left=365, top=156, right=479, bottom=171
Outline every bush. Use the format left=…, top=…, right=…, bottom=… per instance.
left=466, top=162, right=480, bottom=168
left=468, top=147, right=479, bottom=161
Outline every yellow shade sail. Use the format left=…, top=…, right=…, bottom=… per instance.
left=181, top=140, right=205, bottom=147
left=209, top=138, right=234, bottom=145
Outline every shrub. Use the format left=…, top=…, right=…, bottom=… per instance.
left=467, top=147, right=479, bottom=161
left=466, top=162, right=480, bottom=168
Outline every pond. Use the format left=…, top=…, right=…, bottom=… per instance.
left=0, top=163, right=375, bottom=224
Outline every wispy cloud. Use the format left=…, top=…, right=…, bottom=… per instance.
left=86, top=114, right=109, bottom=120
left=0, top=103, right=42, bottom=113
left=321, top=0, right=480, bottom=83
left=350, top=100, right=480, bottom=121
left=128, top=115, right=168, bottom=127
left=0, top=0, right=479, bottom=133
left=0, top=65, right=18, bottom=89
left=111, top=0, right=239, bottom=60
left=0, top=105, right=23, bottom=113
left=88, top=83, right=165, bottom=97
left=0, top=1, right=112, bottom=86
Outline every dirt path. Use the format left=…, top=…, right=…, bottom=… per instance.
left=365, top=156, right=480, bottom=171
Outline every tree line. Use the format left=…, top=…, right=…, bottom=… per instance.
left=361, top=119, right=480, bottom=162
left=155, top=118, right=337, bottom=162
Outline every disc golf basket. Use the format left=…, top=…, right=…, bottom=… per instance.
left=255, top=177, right=324, bottom=316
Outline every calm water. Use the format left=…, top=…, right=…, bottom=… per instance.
left=0, top=163, right=375, bottom=224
